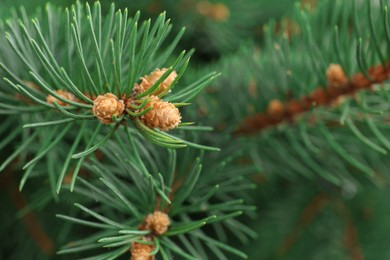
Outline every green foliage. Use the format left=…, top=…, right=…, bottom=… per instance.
left=197, top=0, right=390, bottom=188
left=0, top=1, right=256, bottom=259
left=0, top=1, right=219, bottom=190
left=2, top=0, right=390, bottom=259
left=243, top=176, right=390, bottom=260
left=161, top=0, right=296, bottom=58
left=54, top=129, right=255, bottom=259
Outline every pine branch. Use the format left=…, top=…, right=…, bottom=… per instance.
left=236, top=62, right=390, bottom=135
left=5, top=0, right=390, bottom=259
left=193, top=0, right=390, bottom=186
left=55, top=130, right=254, bottom=259
left=0, top=1, right=219, bottom=190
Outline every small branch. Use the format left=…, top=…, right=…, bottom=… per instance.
left=333, top=199, right=364, bottom=260
left=343, top=221, right=364, bottom=260
left=235, top=62, right=390, bottom=135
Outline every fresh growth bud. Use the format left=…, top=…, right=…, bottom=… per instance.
left=140, top=96, right=181, bottom=131
left=197, top=1, right=230, bottom=22
left=131, top=237, right=155, bottom=260
left=24, top=81, right=40, bottom=91
left=134, top=68, right=177, bottom=96
left=143, top=211, right=170, bottom=235
left=266, top=99, right=284, bottom=117
left=92, top=93, right=125, bottom=124
left=16, top=81, right=40, bottom=104
left=326, top=64, right=348, bottom=88
left=46, top=89, right=77, bottom=106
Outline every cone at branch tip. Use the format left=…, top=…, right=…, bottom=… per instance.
left=134, top=68, right=177, bottom=96
left=93, top=93, right=125, bottom=124
left=131, top=236, right=155, bottom=260
left=326, top=64, right=348, bottom=88
left=140, top=96, right=181, bottom=131
left=46, top=89, right=78, bottom=106
left=142, top=211, right=171, bottom=235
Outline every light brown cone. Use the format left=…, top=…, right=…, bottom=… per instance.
left=16, top=81, right=40, bottom=104
left=140, top=96, right=181, bottom=131
left=134, top=68, right=177, bottom=96
left=326, top=64, right=348, bottom=88
left=131, top=239, right=155, bottom=260
left=24, top=81, right=40, bottom=91
left=92, top=93, right=125, bottom=124
left=142, top=211, right=170, bottom=235
left=46, top=90, right=77, bottom=106
left=267, top=99, right=284, bottom=118
left=197, top=1, right=230, bottom=22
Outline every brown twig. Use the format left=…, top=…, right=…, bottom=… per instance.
left=235, top=62, right=390, bottom=135
left=333, top=199, right=364, bottom=260
left=343, top=221, right=364, bottom=260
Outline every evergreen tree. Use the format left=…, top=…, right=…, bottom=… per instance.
left=1, top=0, right=389, bottom=259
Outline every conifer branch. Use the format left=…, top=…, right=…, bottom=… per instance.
left=0, top=1, right=219, bottom=190
left=235, top=62, right=390, bottom=135
left=334, top=200, right=364, bottom=260
left=4, top=0, right=390, bottom=259
left=54, top=130, right=254, bottom=259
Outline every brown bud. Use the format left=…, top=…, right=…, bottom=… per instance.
left=140, top=96, right=181, bottom=131
left=326, top=64, right=348, bottom=88
left=266, top=99, right=284, bottom=118
left=197, top=1, right=212, bottom=15
left=16, top=81, right=41, bottom=104
left=85, top=93, right=97, bottom=101
left=46, top=90, right=77, bottom=106
left=197, top=1, right=230, bottom=22
left=286, top=100, right=304, bottom=116
left=142, top=211, right=170, bottom=235
left=368, top=63, right=389, bottom=82
left=134, top=68, right=177, bottom=96
left=131, top=238, right=155, bottom=260
left=351, top=73, right=371, bottom=89
left=310, top=87, right=327, bottom=105
left=210, top=3, right=230, bottom=21
left=23, top=81, right=40, bottom=91
left=330, top=95, right=347, bottom=108
left=92, top=93, right=125, bottom=124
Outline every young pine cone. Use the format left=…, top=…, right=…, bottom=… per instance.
left=197, top=1, right=230, bottom=22
left=326, top=64, right=348, bottom=88
left=134, top=68, right=177, bottom=95
left=142, top=211, right=170, bottom=235
left=131, top=239, right=155, bottom=260
left=266, top=99, right=284, bottom=118
left=140, top=96, right=181, bottom=131
left=92, top=93, right=125, bottom=124
left=46, top=89, right=77, bottom=106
